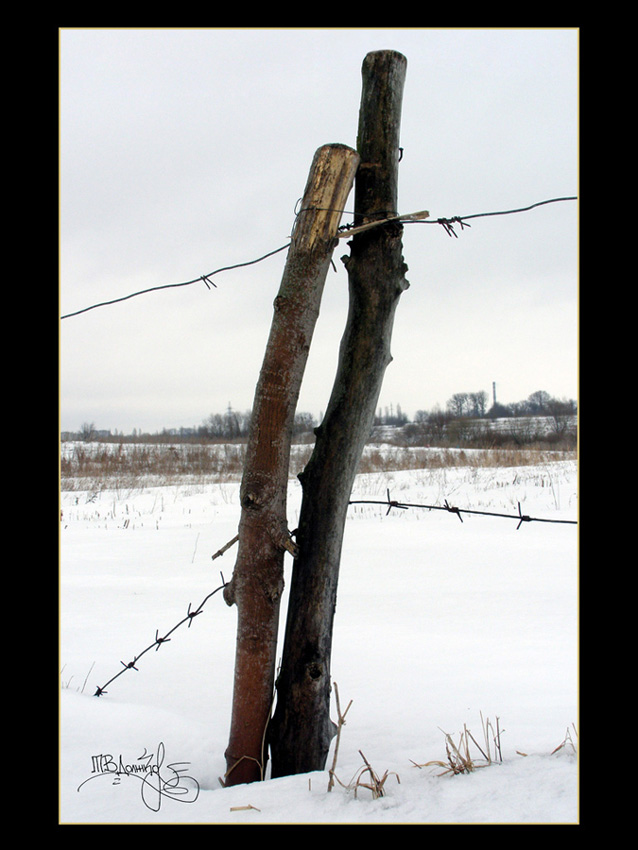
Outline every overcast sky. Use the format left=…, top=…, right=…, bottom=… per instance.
left=60, top=27, right=578, bottom=434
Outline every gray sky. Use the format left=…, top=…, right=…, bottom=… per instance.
left=60, top=27, right=578, bottom=434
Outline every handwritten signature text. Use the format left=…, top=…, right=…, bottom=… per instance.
left=77, top=743, right=200, bottom=812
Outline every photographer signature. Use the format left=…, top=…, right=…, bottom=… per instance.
left=77, top=742, right=200, bottom=812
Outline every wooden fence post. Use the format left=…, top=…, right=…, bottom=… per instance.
left=222, top=143, right=359, bottom=786
left=269, top=50, right=409, bottom=778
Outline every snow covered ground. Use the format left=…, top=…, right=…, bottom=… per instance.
left=59, top=454, right=578, bottom=824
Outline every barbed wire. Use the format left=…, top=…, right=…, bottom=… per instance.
left=349, top=488, right=577, bottom=529
left=60, top=243, right=290, bottom=320
left=86, top=480, right=576, bottom=697
left=91, top=574, right=228, bottom=697
left=408, top=196, right=578, bottom=238
left=60, top=195, right=576, bottom=320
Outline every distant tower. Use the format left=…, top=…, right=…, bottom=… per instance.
left=492, top=382, right=497, bottom=407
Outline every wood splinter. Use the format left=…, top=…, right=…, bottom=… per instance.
left=337, top=209, right=429, bottom=238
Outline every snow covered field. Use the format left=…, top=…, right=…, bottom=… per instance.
left=59, top=452, right=578, bottom=824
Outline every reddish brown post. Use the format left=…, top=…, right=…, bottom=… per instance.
left=222, top=143, right=359, bottom=786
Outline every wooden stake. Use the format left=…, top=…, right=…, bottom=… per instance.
left=270, top=50, right=410, bottom=778
left=222, top=143, right=359, bottom=787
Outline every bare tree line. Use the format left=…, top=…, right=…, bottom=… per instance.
left=67, top=390, right=575, bottom=447
left=69, top=408, right=319, bottom=444
left=403, top=389, right=577, bottom=449
left=63, top=390, right=578, bottom=442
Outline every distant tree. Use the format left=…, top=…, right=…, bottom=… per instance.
left=447, top=392, right=470, bottom=418
left=403, top=406, right=451, bottom=444
left=469, top=390, right=488, bottom=418
left=293, top=412, right=317, bottom=435
left=374, top=403, right=407, bottom=426
left=508, top=401, right=527, bottom=417
left=395, top=403, right=408, bottom=426
left=201, top=408, right=252, bottom=439
left=428, top=407, right=451, bottom=441
left=487, top=402, right=511, bottom=419
left=80, top=421, right=96, bottom=442
left=527, top=390, right=552, bottom=415
left=546, top=397, right=577, bottom=437
left=203, top=412, right=224, bottom=438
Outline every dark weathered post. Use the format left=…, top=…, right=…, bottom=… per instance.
left=269, top=50, right=410, bottom=777
left=222, top=143, right=359, bottom=786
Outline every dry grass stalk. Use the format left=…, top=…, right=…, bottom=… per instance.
left=551, top=723, right=578, bottom=755
left=61, top=438, right=575, bottom=493
left=327, top=682, right=353, bottom=792
left=349, top=751, right=400, bottom=800
left=219, top=754, right=263, bottom=787
left=412, top=715, right=503, bottom=776
left=328, top=738, right=400, bottom=801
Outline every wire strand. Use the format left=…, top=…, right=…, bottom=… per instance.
left=60, top=196, right=576, bottom=320
left=421, top=196, right=578, bottom=224
left=60, top=243, right=290, bottom=319
left=411, top=196, right=578, bottom=237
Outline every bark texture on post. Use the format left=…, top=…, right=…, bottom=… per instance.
left=222, top=143, right=359, bottom=786
left=269, top=51, right=409, bottom=778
